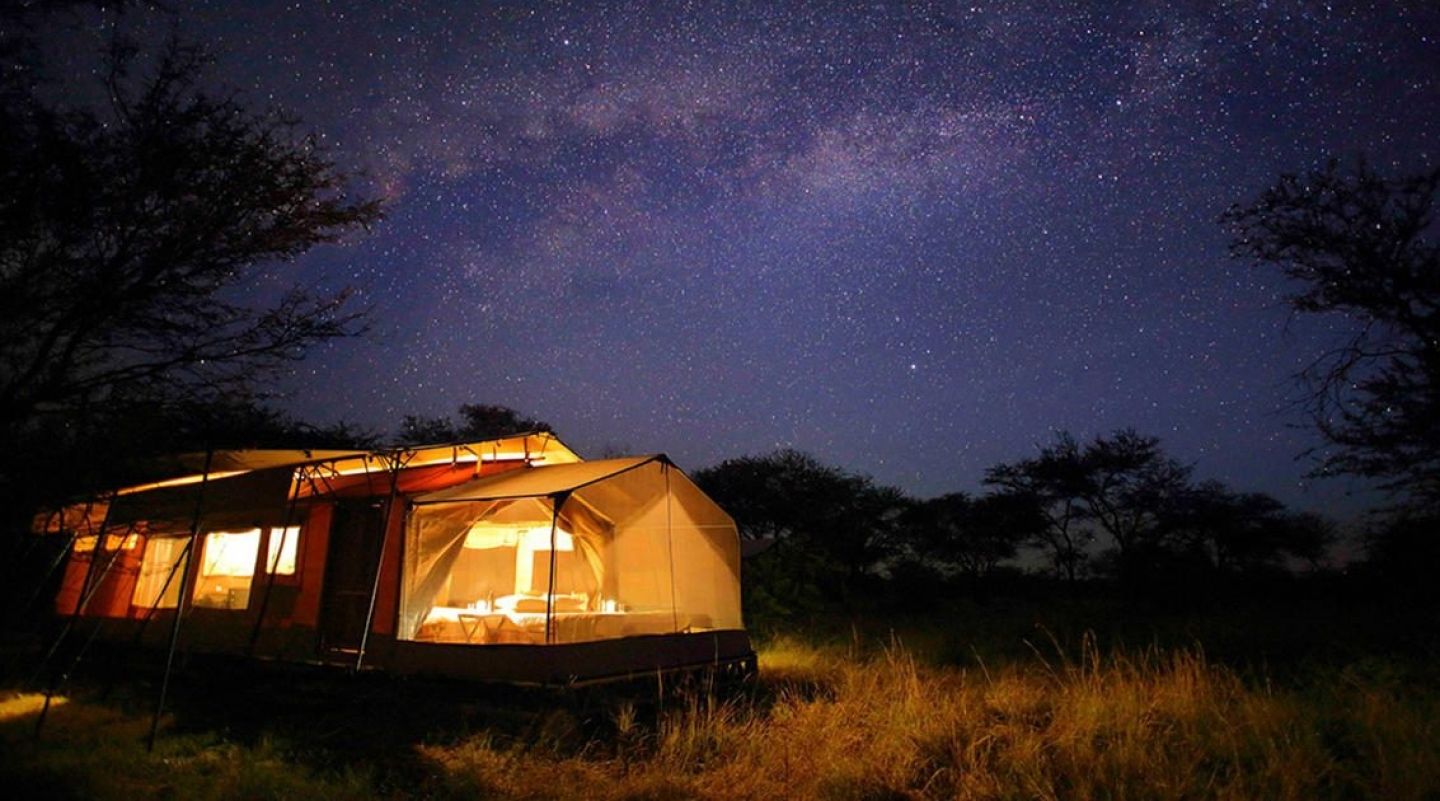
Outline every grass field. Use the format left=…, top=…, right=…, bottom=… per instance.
left=3, top=599, right=1439, bottom=800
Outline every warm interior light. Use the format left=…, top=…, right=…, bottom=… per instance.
left=266, top=525, right=299, bottom=574
left=193, top=529, right=259, bottom=610
left=72, top=533, right=140, bottom=553
left=464, top=524, right=520, bottom=549
left=457, top=523, right=578, bottom=597
left=201, top=529, right=261, bottom=577
left=133, top=537, right=186, bottom=609
left=524, top=526, right=573, bottom=551
left=115, top=470, right=247, bottom=495
left=464, top=523, right=572, bottom=551
left=320, top=451, right=552, bottom=477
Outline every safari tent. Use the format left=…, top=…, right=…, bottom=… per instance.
left=36, top=434, right=753, bottom=686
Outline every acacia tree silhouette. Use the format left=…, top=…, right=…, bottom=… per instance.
left=1225, top=159, right=1440, bottom=505
left=0, top=8, right=381, bottom=545
left=0, top=35, right=381, bottom=436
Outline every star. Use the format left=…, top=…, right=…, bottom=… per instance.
left=87, top=0, right=1440, bottom=520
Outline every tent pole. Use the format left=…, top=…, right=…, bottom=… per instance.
left=10, top=527, right=78, bottom=632
left=6, top=502, right=77, bottom=624
left=127, top=536, right=196, bottom=640
left=146, top=446, right=214, bottom=753
left=34, top=571, right=127, bottom=739
left=101, top=534, right=196, bottom=701
left=7, top=519, right=48, bottom=582
left=29, top=502, right=120, bottom=686
left=247, top=468, right=306, bottom=657
left=544, top=495, right=566, bottom=645
left=31, top=519, right=126, bottom=740
left=354, top=450, right=407, bottom=672
left=663, top=465, right=679, bottom=634
left=5, top=505, right=68, bottom=603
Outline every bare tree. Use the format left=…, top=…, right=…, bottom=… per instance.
left=900, top=491, right=1043, bottom=580
left=1224, top=158, right=1440, bottom=504
left=1075, top=429, right=1192, bottom=565
left=0, top=26, right=382, bottom=437
left=1161, top=481, right=1332, bottom=574
left=695, top=450, right=906, bottom=606
left=984, top=434, right=1094, bottom=582
left=986, top=430, right=1190, bottom=583
left=397, top=404, right=552, bottom=445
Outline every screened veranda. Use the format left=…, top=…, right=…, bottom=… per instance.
left=400, top=456, right=742, bottom=645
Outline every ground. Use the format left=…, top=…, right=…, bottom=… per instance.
left=3, top=596, right=1438, bottom=800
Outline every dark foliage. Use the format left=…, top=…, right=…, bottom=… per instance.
left=396, top=403, right=552, bottom=445
left=0, top=7, right=380, bottom=548
left=1357, top=511, right=1440, bottom=602
left=699, top=437, right=1338, bottom=611
left=0, top=33, right=381, bottom=435
left=6, top=395, right=375, bottom=527
left=982, top=434, right=1094, bottom=582
left=694, top=449, right=905, bottom=609
left=1224, top=158, right=1440, bottom=505
left=898, top=491, right=1045, bottom=580
left=1, top=394, right=375, bottom=615
left=984, top=429, right=1328, bottom=587
left=1160, top=481, right=1332, bottom=574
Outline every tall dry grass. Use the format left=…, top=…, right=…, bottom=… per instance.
left=421, top=635, right=1440, bottom=800
left=4, top=636, right=1438, bottom=800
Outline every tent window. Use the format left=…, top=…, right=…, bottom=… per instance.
left=74, top=533, right=139, bottom=553
left=193, top=528, right=260, bottom=609
left=133, top=537, right=186, bottom=610
left=400, top=459, right=742, bottom=646
left=265, top=525, right=300, bottom=575
left=405, top=515, right=600, bottom=645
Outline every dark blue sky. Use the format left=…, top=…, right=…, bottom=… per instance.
left=101, top=2, right=1440, bottom=513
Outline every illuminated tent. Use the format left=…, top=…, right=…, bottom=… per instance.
left=401, top=455, right=742, bottom=647
left=35, top=435, right=752, bottom=686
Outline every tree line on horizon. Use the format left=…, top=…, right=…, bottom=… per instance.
left=692, top=432, right=1334, bottom=614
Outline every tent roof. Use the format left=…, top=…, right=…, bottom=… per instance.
left=169, top=449, right=367, bottom=474
left=137, top=432, right=581, bottom=490
left=412, top=455, right=666, bottom=505
left=34, top=433, right=585, bottom=534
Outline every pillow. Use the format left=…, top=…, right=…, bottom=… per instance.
left=511, top=596, right=548, bottom=613
left=552, top=594, right=587, bottom=613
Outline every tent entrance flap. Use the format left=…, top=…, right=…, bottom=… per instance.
left=318, top=500, right=387, bottom=653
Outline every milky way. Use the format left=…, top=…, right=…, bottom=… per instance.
left=100, top=2, right=1440, bottom=512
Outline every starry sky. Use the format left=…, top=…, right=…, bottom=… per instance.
left=88, top=2, right=1440, bottom=513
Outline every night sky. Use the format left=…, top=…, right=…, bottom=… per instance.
left=95, top=2, right=1440, bottom=514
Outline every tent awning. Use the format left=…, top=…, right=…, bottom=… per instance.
left=169, top=449, right=370, bottom=474
left=33, top=432, right=586, bottom=534
left=411, top=455, right=666, bottom=504
left=131, top=433, right=582, bottom=494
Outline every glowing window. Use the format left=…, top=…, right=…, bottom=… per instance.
left=133, top=537, right=186, bottom=609
left=193, top=529, right=260, bottom=609
left=73, top=533, right=139, bottom=553
left=265, top=525, right=300, bottom=575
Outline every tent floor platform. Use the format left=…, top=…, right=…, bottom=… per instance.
left=384, top=629, right=756, bottom=686
left=52, top=628, right=755, bottom=690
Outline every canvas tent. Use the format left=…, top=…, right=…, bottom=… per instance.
left=37, top=435, right=753, bottom=686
